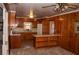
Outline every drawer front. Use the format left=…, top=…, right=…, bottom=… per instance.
left=48, top=37, right=57, bottom=40
left=36, top=41, right=48, bottom=47
left=48, top=41, right=57, bottom=46
left=36, top=37, right=48, bottom=42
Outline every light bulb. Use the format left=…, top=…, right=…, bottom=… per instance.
left=65, top=6, right=68, bottom=9
left=29, top=7, right=34, bottom=18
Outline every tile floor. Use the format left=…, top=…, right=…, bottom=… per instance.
left=10, top=46, right=74, bottom=55
left=10, top=40, right=74, bottom=55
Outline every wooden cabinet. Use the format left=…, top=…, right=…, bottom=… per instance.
left=8, top=11, right=16, bottom=26
left=42, top=20, right=49, bottom=34
left=48, top=37, right=57, bottom=46
left=75, top=35, right=79, bottom=54
left=35, top=37, right=48, bottom=47
left=34, top=36, right=58, bottom=48
left=36, top=41, right=48, bottom=47
left=21, top=32, right=33, bottom=43
left=10, top=35, right=22, bottom=49
left=36, top=37, right=47, bottom=42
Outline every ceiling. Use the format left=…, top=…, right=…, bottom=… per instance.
left=6, top=3, right=79, bottom=18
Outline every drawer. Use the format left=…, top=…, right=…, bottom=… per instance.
left=48, top=37, right=57, bottom=41
left=48, top=41, right=57, bottom=46
left=35, top=41, right=48, bottom=47
left=36, top=37, right=48, bottom=42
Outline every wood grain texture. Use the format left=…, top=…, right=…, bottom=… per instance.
left=50, top=12, right=79, bottom=54
left=8, top=12, right=16, bottom=26
left=34, top=36, right=58, bottom=48
left=10, top=35, right=22, bottom=49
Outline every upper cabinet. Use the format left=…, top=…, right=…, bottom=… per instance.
left=42, top=19, right=49, bottom=34
left=8, top=11, right=16, bottom=27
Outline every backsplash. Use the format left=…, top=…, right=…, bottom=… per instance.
left=12, top=27, right=37, bottom=33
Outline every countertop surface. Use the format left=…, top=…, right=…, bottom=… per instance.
left=33, top=34, right=61, bottom=37
left=10, top=34, right=21, bottom=36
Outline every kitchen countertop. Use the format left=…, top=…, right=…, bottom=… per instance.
left=10, top=34, right=21, bottom=36
left=33, top=34, right=61, bottom=37
left=12, top=28, right=37, bottom=33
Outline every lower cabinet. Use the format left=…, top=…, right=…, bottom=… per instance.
left=21, top=32, right=33, bottom=43
left=48, top=37, right=57, bottom=46
left=34, top=36, right=58, bottom=48
left=36, top=41, right=48, bottom=47
left=59, top=34, right=79, bottom=55
left=10, top=35, right=22, bottom=49
left=75, top=35, right=79, bottom=54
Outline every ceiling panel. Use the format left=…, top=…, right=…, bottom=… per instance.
left=7, top=3, right=79, bottom=18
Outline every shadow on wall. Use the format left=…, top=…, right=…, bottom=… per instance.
left=0, top=7, right=3, bottom=55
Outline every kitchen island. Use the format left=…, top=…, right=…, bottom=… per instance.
left=33, top=34, right=61, bottom=48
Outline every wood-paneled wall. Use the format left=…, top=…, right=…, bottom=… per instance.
left=38, top=12, right=79, bottom=54
left=8, top=10, right=79, bottom=54
left=50, top=12, right=79, bottom=54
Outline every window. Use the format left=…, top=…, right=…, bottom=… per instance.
left=24, top=22, right=32, bottom=31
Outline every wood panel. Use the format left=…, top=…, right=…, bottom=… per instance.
left=48, top=36, right=57, bottom=46
left=34, top=36, right=58, bottom=48
left=21, top=32, right=33, bottom=43
left=8, top=11, right=16, bottom=26
left=16, top=18, right=24, bottom=28
left=10, top=35, right=22, bottom=49
left=42, top=18, right=50, bottom=34
left=51, top=12, right=79, bottom=54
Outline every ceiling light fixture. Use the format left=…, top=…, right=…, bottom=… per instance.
left=28, top=7, right=36, bottom=18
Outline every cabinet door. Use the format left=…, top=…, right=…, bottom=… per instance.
left=69, top=35, right=76, bottom=53
left=8, top=11, right=16, bottom=26
left=36, top=41, right=48, bottom=48
left=10, top=36, right=21, bottom=49
left=59, top=35, right=70, bottom=50
left=35, top=37, right=48, bottom=48
left=75, top=35, right=79, bottom=54
left=48, top=37, right=57, bottom=46
left=42, top=20, right=49, bottom=34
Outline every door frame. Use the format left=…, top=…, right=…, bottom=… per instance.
left=2, top=4, right=9, bottom=55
